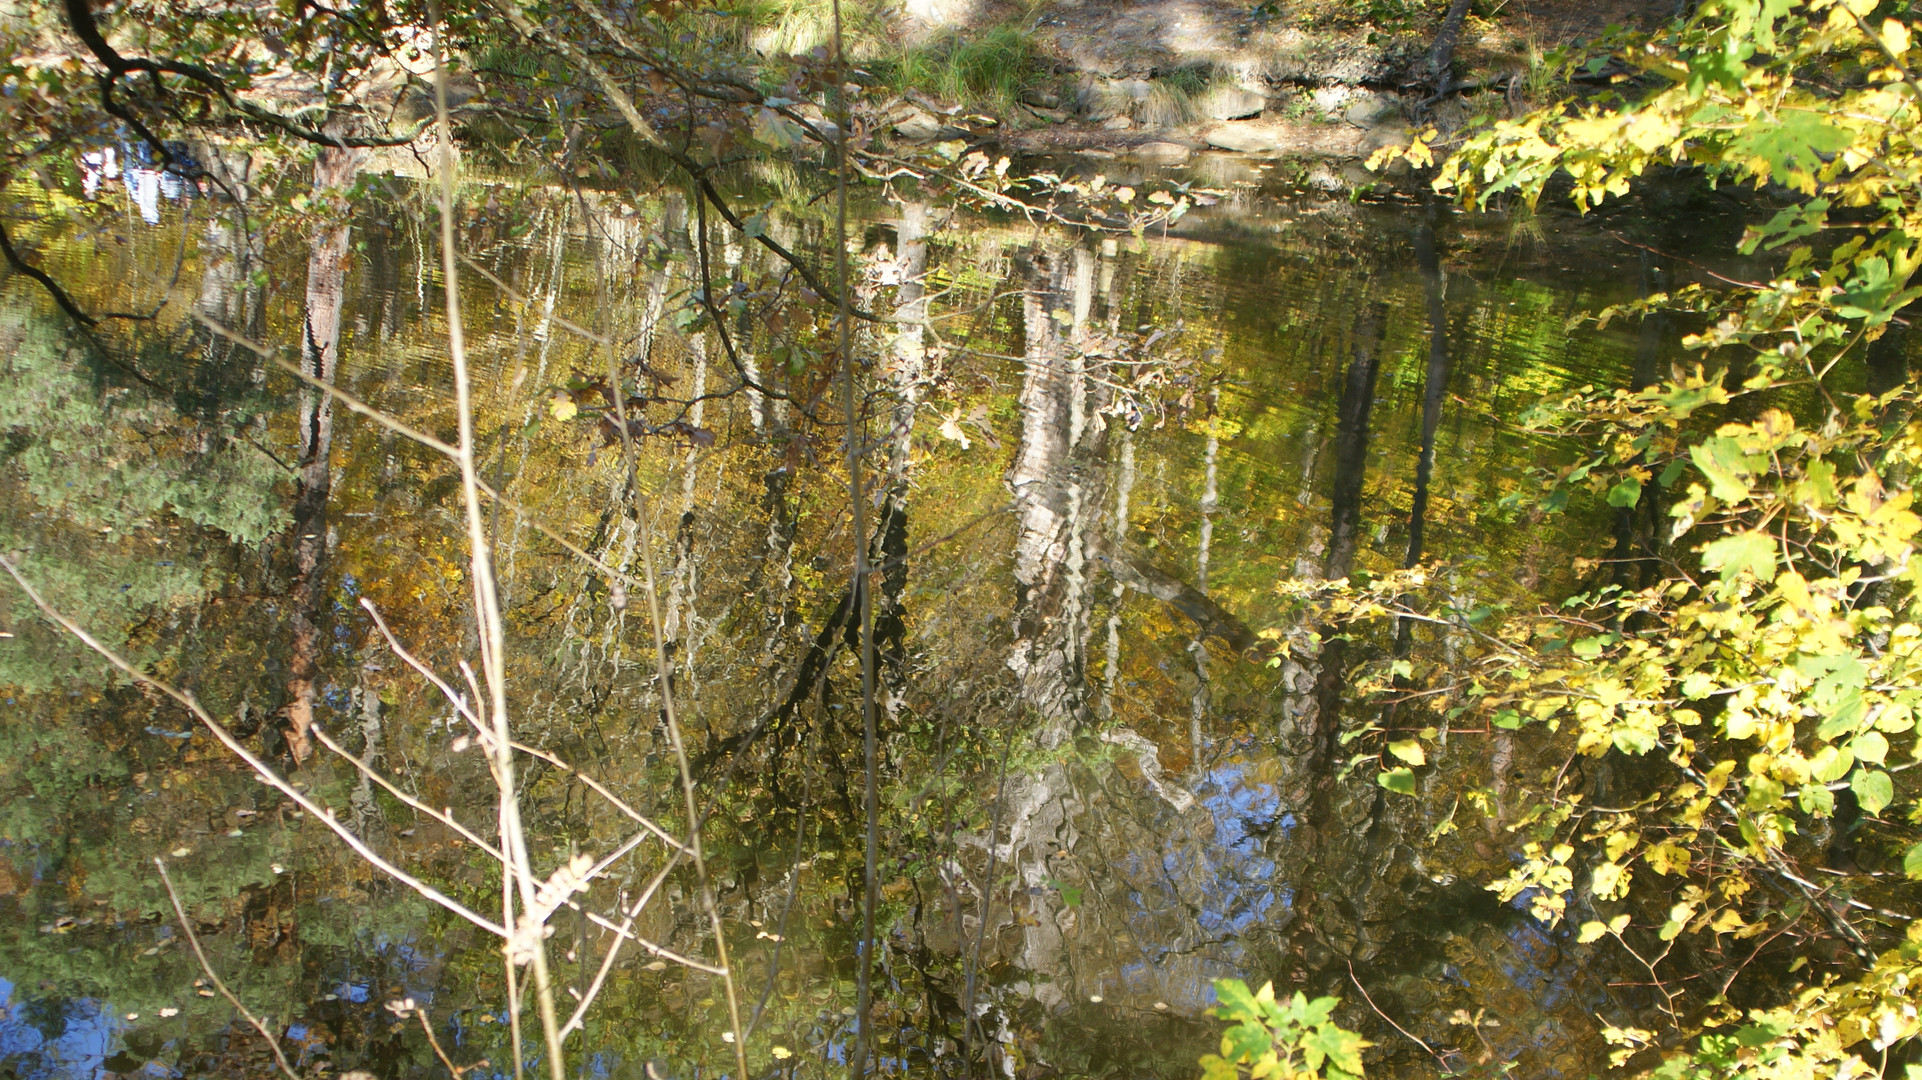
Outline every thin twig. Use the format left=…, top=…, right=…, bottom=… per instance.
left=571, top=905, right=726, bottom=975
left=155, top=859, right=301, bottom=1080
left=310, top=723, right=505, bottom=861
left=414, top=1005, right=484, bottom=1078
left=196, top=310, right=646, bottom=592
left=0, top=556, right=505, bottom=937
left=1347, top=961, right=1446, bottom=1068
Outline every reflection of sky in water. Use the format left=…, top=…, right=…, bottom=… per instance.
left=1112, top=761, right=1294, bottom=1012
left=0, top=976, right=118, bottom=1080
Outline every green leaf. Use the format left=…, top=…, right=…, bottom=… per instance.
left=1378, top=767, right=1417, bottom=795
left=1221, top=1021, right=1271, bottom=1063
left=1834, top=254, right=1922, bottom=323
left=1302, top=1024, right=1368, bottom=1075
left=1656, top=382, right=1730, bottom=420
left=1808, top=743, right=1855, bottom=783
left=1815, top=688, right=1868, bottom=740
left=1701, top=532, right=1776, bottom=584
left=1741, top=198, right=1829, bottom=253
left=1903, top=842, right=1922, bottom=880
left=1387, top=739, right=1426, bottom=766
left=1607, top=476, right=1644, bottom=507
left=1852, top=769, right=1894, bottom=816
left=1851, top=730, right=1889, bottom=764
left=1691, top=436, right=1754, bottom=502
left=1726, top=110, right=1851, bottom=179
left=1213, top=978, right=1260, bottom=1022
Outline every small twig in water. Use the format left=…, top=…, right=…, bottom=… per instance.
left=1347, top=961, right=1447, bottom=1069
left=155, top=858, right=301, bottom=1080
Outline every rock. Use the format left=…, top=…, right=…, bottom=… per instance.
left=901, top=0, right=981, bottom=39
left=1118, top=78, right=1154, bottom=101
left=1309, top=86, right=1355, bottom=117
left=893, top=108, right=942, bottom=141
left=1344, top=94, right=1402, bottom=127
left=1020, top=88, right=1062, bottom=110
left=1202, top=119, right=1365, bottom=157
left=1359, top=121, right=1413, bottom=157
left=1304, top=162, right=1346, bottom=193
left=1196, top=84, right=1266, bottom=121
left=1101, top=114, right=1135, bottom=130
left=1135, top=140, right=1193, bottom=164
left=1205, top=120, right=1287, bottom=153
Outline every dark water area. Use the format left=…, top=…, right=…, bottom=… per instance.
left=0, top=154, right=1754, bottom=1080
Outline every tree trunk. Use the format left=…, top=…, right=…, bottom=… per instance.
left=1310, top=301, right=1389, bottom=772
left=283, top=142, right=367, bottom=763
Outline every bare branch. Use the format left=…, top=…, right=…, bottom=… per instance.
left=0, top=555, right=508, bottom=939
left=154, top=859, right=302, bottom=1080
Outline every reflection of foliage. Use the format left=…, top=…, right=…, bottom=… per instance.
left=1199, top=979, right=1369, bottom=1080
left=0, top=299, right=285, bottom=689
left=1350, top=0, right=1922, bottom=1073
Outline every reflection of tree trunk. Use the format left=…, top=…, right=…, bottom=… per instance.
left=1190, top=389, right=1219, bottom=767
left=1100, top=432, right=1135, bottom=722
left=1008, top=245, right=1107, bottom=749
left=983, top=243, right=1112, bottom=1024
left=283, top=144, right=366, bottom=763
left=1309, top=302, right=1388, bottom=772
left=1869, top=322, right=1911, bottom=397
left=663, top=335, right=707, bottom=679
left=875, top=200, right=930, bottom=699
left=1395, top=221, right=1452, bottom=657
left=1613, top=254, right=1669, bottom=592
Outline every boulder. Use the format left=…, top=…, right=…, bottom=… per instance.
left=1344, top=94, right=1402, bottom=127
left=1359, top=121, right=1413, bottom=157
left=1101, top=114, right=1136, bottom=130
left=1135, top=140, right=1193, bottom=165
left=1196, top=85, right=1266, bottom=121
left=1204, top=120, right=1287, bottom=153
left=1309, top=86, right=1355, bottom=117
left=893, top=108, right=943, bottom=141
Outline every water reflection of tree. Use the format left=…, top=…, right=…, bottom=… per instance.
left=0, top=175, right=1678, bottom=1080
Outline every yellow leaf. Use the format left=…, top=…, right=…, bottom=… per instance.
left=1592, top=860, right=1631, bottom=900
left=1577, top=920, right=1610, bottom=943
left=1643, top=840, right=1692, bottom=876
left=1703, top=759, right=1737, bottom=796
left=1605, top=830, right=1639, bottom=861
left=549, top=394, right=578, bottom=422
left=1388, top=739, right=1426, bottom=766
left=1883, top=17, right=1911, bottom=58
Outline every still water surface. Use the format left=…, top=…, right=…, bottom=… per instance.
left=0, top=156, right=1738, bottom=1079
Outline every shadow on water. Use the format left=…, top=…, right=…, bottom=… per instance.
left=0, top=155, right=1759, bottom=1078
